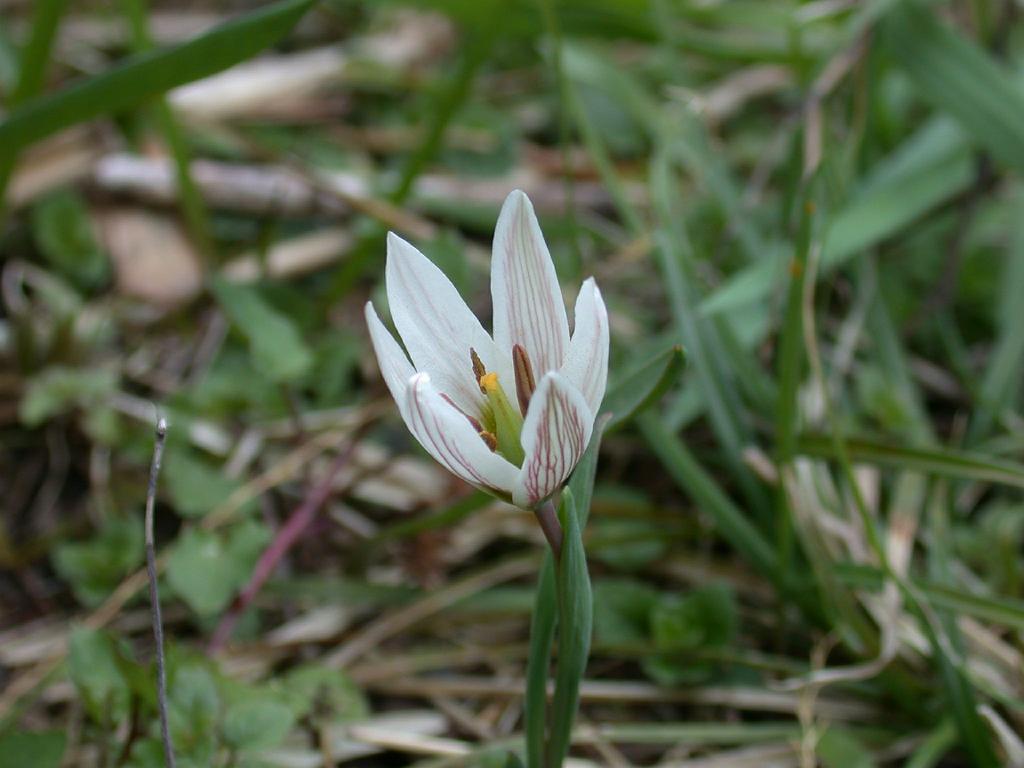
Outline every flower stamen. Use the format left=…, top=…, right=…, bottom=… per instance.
left=512, top=344, right=536, bottom=415
left=470, top=348, right=487, bottom=393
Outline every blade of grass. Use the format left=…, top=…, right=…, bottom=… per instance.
left=568, top=419, right=605, bottom=531
left=823, top=119, right=975, bottom=273
left=861, top=259, right=934, bottom=443
left=601, top=343, right=686, bottom=432
left=563, top=44, right=769, bottom=264
left=119, top=0, right=213, bottom=260
left=802, top=248, right=999, bottom=767
left=561, top=43, right=778, bottom=433
left=8, top=0, right=67, bottom=107
left=885, top=0, right=1024, bottom=175
left=637, top=413, right=778, bottom=580
left=774, top=181, right=815, bottom=589
left=795, top=435, right=1024, bottom=490
left=524, top=554, right=556, bottom=768
left=538, top=0, right=582, bottom=279
left=924, top=620, right=999, bottom=766
left=389, top=7, right=497, bottom=203
left=969, top=212, right=1024, bottom=443
left=0, top=0, right=316, bottom=157
left=374, top=491, right=491, bottom=543
left=325, top=6, right=498, bottom=307
left=649, top=147, right=771, bottom=518
left=904, top=720, right=957, bottom=768
left=545, top=488, right=592, bottom=768
left=701, top=118, right=975, bottom=317
left=0, top=0, right=68, bottom=214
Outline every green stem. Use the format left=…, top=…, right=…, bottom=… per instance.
left=524, top=555, right=557, bottom=768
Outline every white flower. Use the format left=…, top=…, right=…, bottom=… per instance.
left=365, top=190, right=609, bottom=509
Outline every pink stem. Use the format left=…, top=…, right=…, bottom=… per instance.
left=208, top=437, right=360, bottom=652
left=534, top=498, right=563, bottom=560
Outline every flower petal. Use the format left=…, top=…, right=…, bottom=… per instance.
left=386, top=232, right=505, bottom=413
left=406, top=372, right=519, bottom=497
left=491, top=190, right=570, bottom=376
left=560, top=278, right=610, bottom=416
left=365, top=301, right=415, bottom=416
left=513, top=372, right=593, bottom=508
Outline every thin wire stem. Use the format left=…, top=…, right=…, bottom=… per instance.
left=145, top=417, right=175, bottom=768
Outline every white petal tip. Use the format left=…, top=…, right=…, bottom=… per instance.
left=502, top=189, right=534, bottom=217
left=386, top=232, right=419, bottom=259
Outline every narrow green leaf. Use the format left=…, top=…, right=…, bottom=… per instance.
left=0, top=0, right=316, bottom=156
left=837, top=564, right=1024, bottom=633
left=649, top=148, right=768, bottom=515
left=390, top=6, right=497, bottom=203
left=601, top=344, right=685, bottom=431
left=796, top=435, right=1024, bottom=490
left=374, top=491, right=490, bottom=542
left=120, top=0, right=214, bottom=260
left=885, top=0, right=1024, bottom=174
left=862, top=266, right=934, bottom=443
left=774, top=182, right=815, bottom=585
left=969, top=212, right=1024, bottom=442
left=925, top=621, right=999, bottom=767
left=567, top=417, right=606, bottom=529
left=822, top=119, right=974, bottom=270
left=701, top=118, right=975, bottom=317
left=904, top=720, right=957, bottom=768
left=546, top=489, right=593, bottom=768
left=9, top=0, right=68, bottom=107
left=638, top=413, right=778, bottom=579
left=0, top=0, right=68, bottom=212
left=524, top=554, right=556, bottom=768
left=698, top=257, right=778, bottom=318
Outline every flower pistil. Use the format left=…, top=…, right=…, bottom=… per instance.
left=467, top=348, right=525, bottom=465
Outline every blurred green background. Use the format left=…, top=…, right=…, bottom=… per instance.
left=2, top=0, right=1024, bottom=765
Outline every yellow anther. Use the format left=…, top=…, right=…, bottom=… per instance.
left=478, top=370, right=525, bottom=465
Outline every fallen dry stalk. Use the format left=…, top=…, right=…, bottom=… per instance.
left=365, top=676, right=879, bottom=722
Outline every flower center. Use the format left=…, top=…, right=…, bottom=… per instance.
left=465, top=347, right=538, bottom=465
